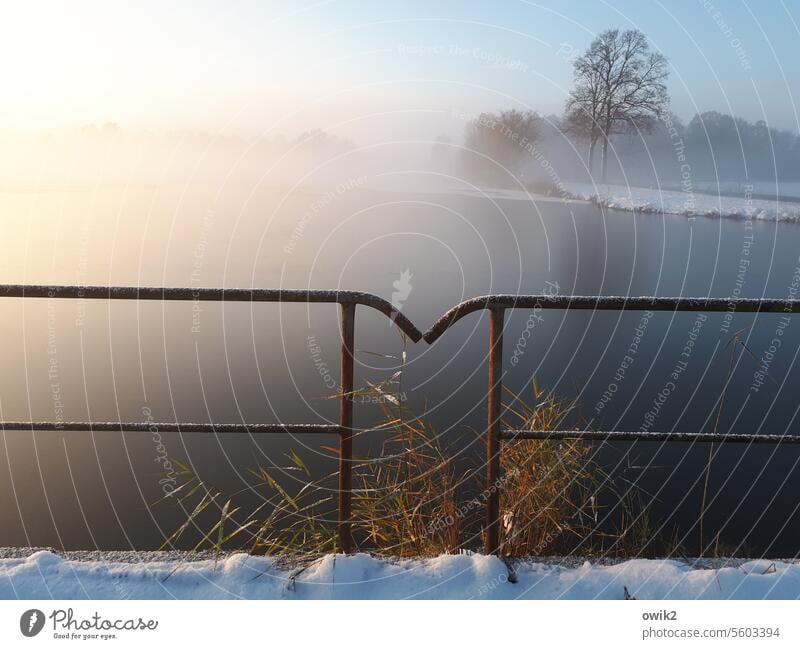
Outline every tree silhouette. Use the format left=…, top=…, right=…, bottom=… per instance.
left=567, top=29, right=670, bottom=182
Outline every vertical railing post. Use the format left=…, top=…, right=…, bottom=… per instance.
left=486, top=307, right=505, bottom=554
left=338, top=302, right=355, bottom=553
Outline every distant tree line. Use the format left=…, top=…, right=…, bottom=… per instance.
left=462, top=109, right=541, bottom=187
left=456, top=28, right=800, bottom=187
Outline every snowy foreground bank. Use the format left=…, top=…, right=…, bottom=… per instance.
left=1, top=551, right=799, bottom=599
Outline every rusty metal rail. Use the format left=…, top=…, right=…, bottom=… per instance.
left=423, top=294, right=800, bottom=554
left=423, top=294, right=800, bottom=344
left=0, top=284, right=422, bottom=340
left=0, top=284, right=422, bottom=554
left=0, top=422, right=340, bottom=433
left=5, top=286, right=800, bottom=556
left=501, top=430, right=800, bottom=443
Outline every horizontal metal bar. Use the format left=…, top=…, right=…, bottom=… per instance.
left=0, top=284, right=422, bottom=342
left=0, top=421, right=340, bottom=434
left=424, top=295, right=800, bottom=342
left=501, top=430, right=800, bottom=444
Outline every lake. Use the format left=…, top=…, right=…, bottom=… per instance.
left=2, top=182, right=800, bottom=555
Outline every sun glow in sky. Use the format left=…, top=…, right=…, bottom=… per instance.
left=1, top=0, right=799, bottom=138
left=0, top=2, right=329, bottom=135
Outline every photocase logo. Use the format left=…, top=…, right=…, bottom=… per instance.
left=390, top=269, right=413, bottom=323
left=20, top=609, right=45, bottom=637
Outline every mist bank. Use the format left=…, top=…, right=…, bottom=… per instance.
left=0, top=126, right=373, bottom=192
left=4, top=109, right=798, bottom=200
left=453, top=110, right=800, bottom=193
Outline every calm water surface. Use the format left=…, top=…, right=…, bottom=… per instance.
left=2, top=182, right=799, bottom=554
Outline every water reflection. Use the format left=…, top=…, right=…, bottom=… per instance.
left=1, top=183, right=799, bottom=554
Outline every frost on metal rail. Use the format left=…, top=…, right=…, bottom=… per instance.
left=0, top=283, right=423, bottom=554
left=5, top=285, right=800, bottom=557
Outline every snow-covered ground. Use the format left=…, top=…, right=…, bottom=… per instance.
left=685, top=180, right=800, bottom=200
left=563, top=181, right=800, bottom=222
left=1, top=551, right=799, bottom=599
left=375, top=178, right=800, bottom=223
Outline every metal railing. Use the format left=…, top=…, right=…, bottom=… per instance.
left=423, top=295, right=800, bottom=554
left=5, top=286, right=800, bottom=555
left=0, top=284, right=423, bottom=554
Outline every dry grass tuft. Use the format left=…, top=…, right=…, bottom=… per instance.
left=350, top=380, right=464, bottom=556
left=163, top=374, right=672, bottom=559
left=498, top=380, right=598, bottom=555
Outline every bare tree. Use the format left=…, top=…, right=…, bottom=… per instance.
left=564, top=57, right=604, bottom=172
left=567, top=29, right=669, bottom=182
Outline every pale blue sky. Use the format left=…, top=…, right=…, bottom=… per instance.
left=2, top=1, right=798, bottom=137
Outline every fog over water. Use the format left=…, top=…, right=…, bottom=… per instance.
left=1, top=127, right=800, bottom=554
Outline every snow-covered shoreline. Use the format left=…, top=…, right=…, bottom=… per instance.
left=387, top=180, right=800, bottom=223
left=562, top=182, right=800, bottom=223
left=2, top=551, right=799, bottom=599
